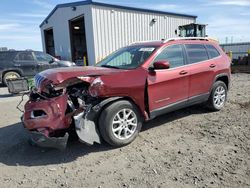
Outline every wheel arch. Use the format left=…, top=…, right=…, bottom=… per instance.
left=214, top=73, right=229, bottom=89
left=97, top=96, right=146, bottom=121
left=2, top=69, right=23, bottom=85
left=2, top=69, right=23, bottom=79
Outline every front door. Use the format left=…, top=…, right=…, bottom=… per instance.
left=147, top=44, right=189, bottom=112
left=33, top=51, right=56, bottom=73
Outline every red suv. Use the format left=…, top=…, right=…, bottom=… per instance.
left=22, top=38, right=231, bottom=149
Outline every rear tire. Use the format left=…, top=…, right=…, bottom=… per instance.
left=99, top=100, right=142, bottom=147
left=206, top=81, right=227, bottom=111
left=3, top=71, right=20, bottom=86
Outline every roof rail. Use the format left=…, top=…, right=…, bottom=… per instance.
left=162, top=37, right=218, bottom=43
left=131, top=40, right=160, bottom=44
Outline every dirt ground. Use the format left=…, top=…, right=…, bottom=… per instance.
left=0, top=73, right=249, bottom=188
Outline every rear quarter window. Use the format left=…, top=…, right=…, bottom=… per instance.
left=0, top=52, right=10, bottom=60
left=205, top=44, right=220, bottom=59
left=185, top=44, right=209, bottom=64
left=0, top=53, right=8, bottom=60
left=0, top=52, right=14, bottom=61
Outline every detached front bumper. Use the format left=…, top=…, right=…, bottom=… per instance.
left=29, top=131, right=69, bottom=150
left=22, top=92, right=101, bottom=149
left=23, top=94, right=71, bottom=131
left=22, top=93, right=71, bottom=150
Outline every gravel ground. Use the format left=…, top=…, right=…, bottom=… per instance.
left=0, top=73, right=249, bottom=188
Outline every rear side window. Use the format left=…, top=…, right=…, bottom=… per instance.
left=0, top=52, right=8, bottom=60
left=185, top=44, right=209, bottom=64
left=206, top=45, right=220, bottom=58
left=0, top=52, right=15, bottom=61
left=154, top=44, right=185, bottom=68
left=15, top=52, right=34, bottom=61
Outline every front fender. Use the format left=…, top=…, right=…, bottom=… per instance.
left=73, top=97, right=122, bottom=145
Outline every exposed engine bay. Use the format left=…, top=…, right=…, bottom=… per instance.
left=22, top=77, right=109, bottom=150
left=21, top=65, right=147, bottom=150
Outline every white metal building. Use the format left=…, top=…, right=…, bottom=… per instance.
left=40, top=0, right=197, bottom=65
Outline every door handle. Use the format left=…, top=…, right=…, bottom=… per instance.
left=179, top=70, right=188, bottom=75
left=210, top=64, right=216, bottom=68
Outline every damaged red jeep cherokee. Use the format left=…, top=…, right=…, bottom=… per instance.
left=22, top=38, right=231, bottom=149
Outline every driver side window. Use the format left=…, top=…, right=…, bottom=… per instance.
left=34, top=52, right=53, bottom=63
left=154, top=45, right=185, bottom=69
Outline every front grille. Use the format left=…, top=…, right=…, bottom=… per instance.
left=34, top=74, right=45, bottom=89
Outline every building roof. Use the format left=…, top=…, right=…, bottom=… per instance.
left=220, top=42, right=250, bottom=46
left=40, top=0, right=197, bottom=27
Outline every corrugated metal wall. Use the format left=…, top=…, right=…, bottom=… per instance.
left=91, top=5, right=195, bottom=62
left=41, top=4, right=195, bottom=65
left=221, top=42, right=250, bottom=59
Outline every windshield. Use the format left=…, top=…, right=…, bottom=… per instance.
left=95, top=45, right=157, bottom=69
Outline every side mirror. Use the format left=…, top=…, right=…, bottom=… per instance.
left=49, top=59, right=54, bottom=64
left=153, top=61, right=170, bottom=70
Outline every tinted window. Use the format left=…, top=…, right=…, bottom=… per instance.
left=0, top=52, right=17, bottom=61
left=0, top=52, right=10, bottom=60
left=206, top=45, right=220, bottom=58
left=34, top=52, right=53, bottom=62
left=0, top=52, right=8, bottom=60
left=15, top=52, right=34, bottom=61
left=185, top=44, right=209, bottom=64
left=154, top=45, right=184, bottom=68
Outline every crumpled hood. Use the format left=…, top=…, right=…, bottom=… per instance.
left=38, top=66, right=125, bottom=85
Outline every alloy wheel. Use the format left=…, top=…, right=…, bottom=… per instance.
left=213, top=86, right=226, bottom=108
left=111, top=108, right=138, bottom=140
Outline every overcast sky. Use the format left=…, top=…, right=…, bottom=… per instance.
left=0, top=0, right=249, bottom=50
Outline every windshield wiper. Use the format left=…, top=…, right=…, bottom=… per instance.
left=100, top=65, right=120, bottom=69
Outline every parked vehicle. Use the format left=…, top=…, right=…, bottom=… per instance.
left=22, top=37, right=231, bottom=149
left=0, top=51, right=75, bottom=85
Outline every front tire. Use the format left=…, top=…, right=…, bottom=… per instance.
left=99, top=100, right=142, bottom=147
left=206, top=81, right=227, bottom=111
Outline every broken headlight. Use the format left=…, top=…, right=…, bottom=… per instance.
left=88, top=77, right=104, bottom=97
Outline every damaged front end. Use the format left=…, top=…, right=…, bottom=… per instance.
left=22, top=74, right=104, bottom=150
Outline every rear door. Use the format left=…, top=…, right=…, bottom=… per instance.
left=147, top=44, right=189, bottom=112
left=13, top=52, right=37, bottom=76
left=184, top=43, right=217, bottom=98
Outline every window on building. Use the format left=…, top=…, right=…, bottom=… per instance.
left=206, top=45, right=220, bottom=59
left=185, top=44, right=209, bottom=64
left=153, top=44, right=185, bottom=68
